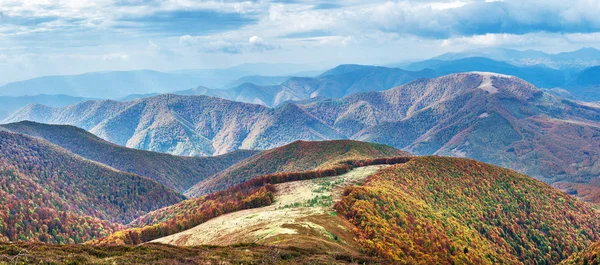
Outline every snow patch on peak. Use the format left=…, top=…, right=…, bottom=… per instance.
left=470, top=71, right=513, bottom=78
left=476, top=73, right=499, bottom=94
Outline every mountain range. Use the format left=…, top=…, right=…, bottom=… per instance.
left=428, top=47, right=600, bottom=69
left=7, top=72, right=597, bottom=186
left=129, top=59, right=600, bottom=104
left=0, top=63, right=317, bottom=99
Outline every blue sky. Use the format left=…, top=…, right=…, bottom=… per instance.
left=1, top=0, right=600, bottom=83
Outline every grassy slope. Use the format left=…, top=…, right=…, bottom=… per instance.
left=0, top=130, right=184, bottom=243
left=185, top=140, right=409, bottom=197
left=0, top=242, right=382, bottom=265
left=1, top=121, right=259, bottom=193
left=335, top=156, right=600, bottom=264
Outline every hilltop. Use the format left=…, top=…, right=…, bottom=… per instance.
left=1, top=121, right=258, bottom=192
left=185, top=140, right=409, bottom=197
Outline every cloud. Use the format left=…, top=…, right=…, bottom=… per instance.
left=116, top=9, right=258, bottom=37
left=103, top=53, right=129, bottom=61
left=179, top=35, right=278, bottom=54
left=248, top=35, right=278, bottom=51
left=364, top=0, right=600, bottom=39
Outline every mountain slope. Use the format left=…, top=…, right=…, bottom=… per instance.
left=0, top=130, right=184, bottom=243
left=336, top=156, right=600, bottom=264
left=301, top=72, right=600, bottom=183
left=0, top=121, right=259, bottom=193
left=185, top=140, right=409, bottom=197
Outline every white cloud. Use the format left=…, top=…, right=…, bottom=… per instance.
left=102, top=53, right=129, bottom=61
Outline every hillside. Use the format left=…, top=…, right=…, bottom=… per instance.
left=185, top=140, right=409, bottom=197
left=0, top=130, right=184, bottom=243
left=0, top=121, right=259, bottom=193
left=335, top=156, right=600, bottom=264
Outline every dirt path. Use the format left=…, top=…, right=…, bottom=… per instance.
left=152, top=165, right=387, bottom=253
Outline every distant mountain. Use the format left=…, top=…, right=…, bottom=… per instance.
left=0, top=121, right=258, bottom=193
left=184, top=65, right=436, bottom=107
left=431, top=47, right=600, bottom=69
left=0, top=70, right=203, bottom=98
left=0, top=64, right=316, bottom=99
left=222, top=75, right=290, bottom=88
left=577, top=66, right=600, bottom=86
left=185, top=140, right=409, bottom=197
left=301, top=72, right=600, bottom=183
left=7, top=73, right=600, bottom=186
left=0, top=130, right=184, bottom=243
left=336, top=156, right=600, bottom=264
left=402, top=57, right=566, bottom=88
left=0, top=94, right=91, bottom=120
left=4, top=95, right=345, bottom=156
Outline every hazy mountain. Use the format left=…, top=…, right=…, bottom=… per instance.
left=0, top=121, right=259, bottom=193
left=186, top=64, right=436, bottom=107
left=109, top=65, right=433, bottom=107
left=4, top=95, right=344, bottom=156
left=0, top=64, right=316, bottom=99
left=7, top=73, right=600, bottom=185
left=185, top=140, right=409, bottom=197
left=402, top=57, right=566, bottom=88
left=0, top=130, right=184, bottom=243
left=431, top=47, right=600, bottom=69
left=222, top=75, right=290, bottom=88
left=0, top=94, right=91, bottom=120
left=0, top=70, right=203, bottom=98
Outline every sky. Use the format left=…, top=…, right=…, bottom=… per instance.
left=1, top=0, right=600, bottom=83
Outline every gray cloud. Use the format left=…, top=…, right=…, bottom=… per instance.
left=367, top=0, right=600, bottom=39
